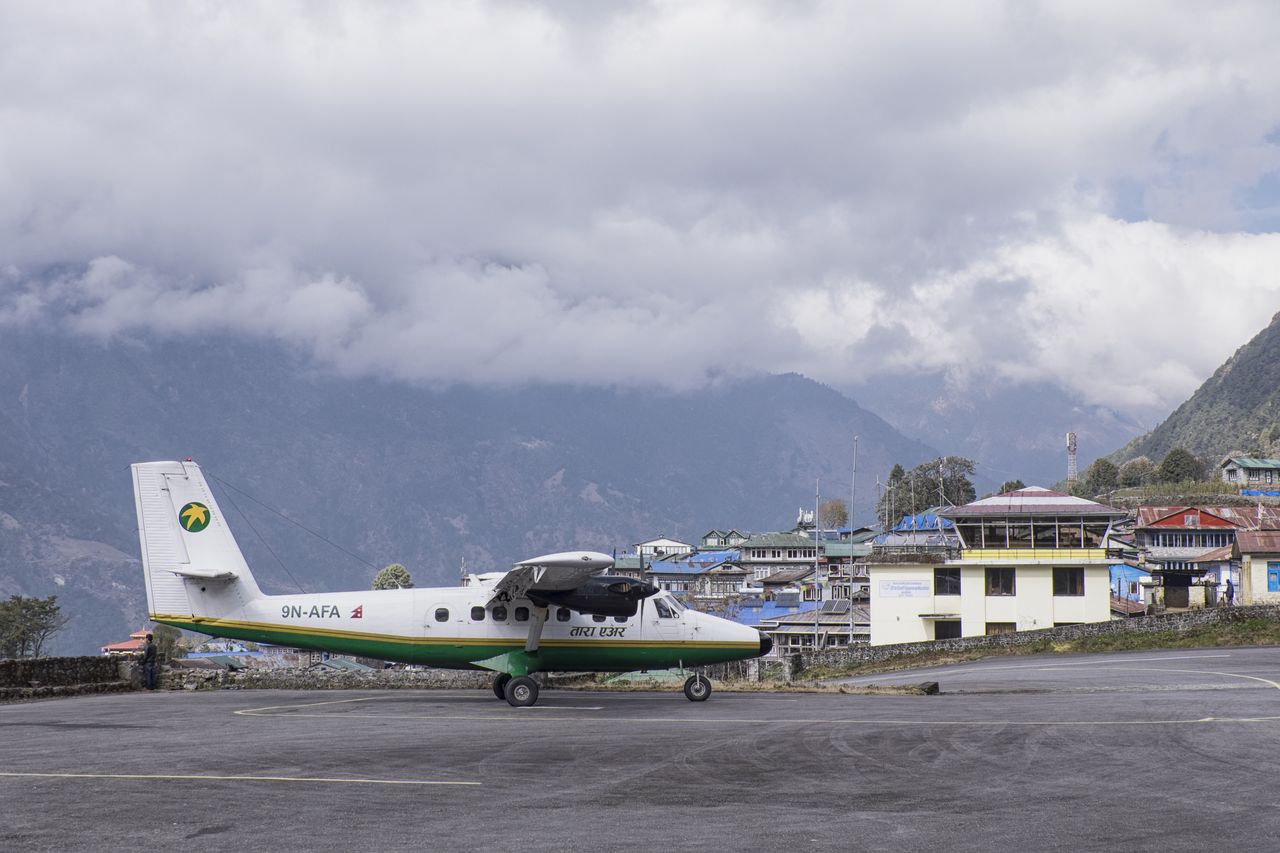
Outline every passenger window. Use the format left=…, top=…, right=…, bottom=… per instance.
left=491, top=605, right=508, bottom=621
left=434, top=607, right=449, bottom=622
left=514, top=606, right=529, bottom=622
left=470, top=606, right=485, bottom=621
left=556, top=608, right=571, bottom=622
left=655, top=599, right=676, bottom=619
left=614, top=616, right=627, bottom=623
left=592, top=614, right=606, bottom=623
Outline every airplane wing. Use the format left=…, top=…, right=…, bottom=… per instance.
left=486, top=551, right=614, bottom=605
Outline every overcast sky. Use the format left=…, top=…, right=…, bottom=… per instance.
left=3, top=1, right=1279, bottom=418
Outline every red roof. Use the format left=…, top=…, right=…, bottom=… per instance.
left=101, top=638, right=144, bottom=653
left=1135, top=505, right=1280, bottom=529
left=1237, top=531, right=1280, bottom=554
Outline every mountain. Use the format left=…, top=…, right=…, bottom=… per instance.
left=1111, top=310, right=1280, bottom=465
left=0, top=330, right=935, bottom=654
left=854, top=373, right=1149, bottom=490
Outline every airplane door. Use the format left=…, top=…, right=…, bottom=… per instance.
left=645, top=594, right=686, bottom=642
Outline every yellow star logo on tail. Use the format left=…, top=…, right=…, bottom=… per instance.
left=179, top=502, right=210, bottom=532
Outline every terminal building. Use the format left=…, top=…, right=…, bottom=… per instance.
left=868, top=487, right=1128, bottom=645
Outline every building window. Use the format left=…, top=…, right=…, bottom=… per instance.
left=1053, top=567, right=1085, bottom=596
left=934, top=567, right=961, bottom=596
left=934, top=620, right=962, bottom=640
left=985, top=622, right=1016, bottom=635
left=985, top=567, right=1016, bottom=596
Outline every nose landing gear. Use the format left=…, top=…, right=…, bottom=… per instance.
left=683, top=673, right=711, bottom=701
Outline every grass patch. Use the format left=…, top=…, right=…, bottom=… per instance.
left=805, top=616, right=1280, bottom=680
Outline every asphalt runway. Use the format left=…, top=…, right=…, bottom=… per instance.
left=4, top=647, right=1280, bottom=852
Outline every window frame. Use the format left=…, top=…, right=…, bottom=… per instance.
left=934, top=567, right=962, bottom=596
left=1052, top=567, right=1085, bottom=597
left=985, top=567, right=1016, bottom=597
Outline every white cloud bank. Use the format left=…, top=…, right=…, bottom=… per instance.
left=2, top=1, right=1280, bottom=415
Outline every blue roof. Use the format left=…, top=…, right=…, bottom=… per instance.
left=647, top=549, right=740, bottom=575
left=729, top=601, right=815, bottom=627
left=893, top=512, right=954, bottom=531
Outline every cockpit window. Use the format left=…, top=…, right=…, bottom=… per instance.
left=654, top=599, right=677, bottom=619
left=666, top=595, right=684, bottom=612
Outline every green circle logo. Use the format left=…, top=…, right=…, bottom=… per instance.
left=179, top=502, right=211, bottom=533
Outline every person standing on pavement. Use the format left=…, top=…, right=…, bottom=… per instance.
left=140, top=633, right=158, bottom=690
left=1225, top=577, right=1235, bottom=607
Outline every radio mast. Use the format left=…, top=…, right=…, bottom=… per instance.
left=1066, top=432, right=1078, bottom=485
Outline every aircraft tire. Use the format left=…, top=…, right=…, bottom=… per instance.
left=683, top=674, right=711, bottom=702
left=492, top=673, right=512, bottom=700
left=504, top=676, right=539, bottom=707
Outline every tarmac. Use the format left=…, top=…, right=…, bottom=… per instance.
left=4, top=646, right=1280, bottom=852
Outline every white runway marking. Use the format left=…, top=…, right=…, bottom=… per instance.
left=846, top=653, right=1236, bottom=683
left=0, top=771, right=480, bottom=786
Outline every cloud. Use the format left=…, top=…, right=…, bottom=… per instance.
left=1, top=1, right=1279, bottom=413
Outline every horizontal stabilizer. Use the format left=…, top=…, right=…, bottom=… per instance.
left=169, top=566, right=237, bottom=580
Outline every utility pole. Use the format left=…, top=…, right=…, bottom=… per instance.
left=850, top=435, right=858, bottom=643
left=814, top=477, right=821, bottom=655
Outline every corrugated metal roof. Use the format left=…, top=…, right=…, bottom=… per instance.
left=646, top=549, right=741, bottom=575
left=759, top=567, right=815, bottom=584
left=1192, top=545, right=1235, bottom=563
left=738, top=532, right=816, bottom=548
left=1224, top=458, right=1280, bottom=469
left=1136, top=505, right=1280, bottom=528
left=943, top=487, right=1125, bottom=517
left=1237, top=530, right=1280, bottom=553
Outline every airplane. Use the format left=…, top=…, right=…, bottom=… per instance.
left=132, top=460, right=773, bottom=707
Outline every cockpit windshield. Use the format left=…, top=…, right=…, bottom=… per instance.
left=654, top=598, right=677, bottom=619
left=665, top=594, right=684, bottom=612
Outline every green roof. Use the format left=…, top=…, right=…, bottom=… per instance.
left=1225, top=458, right=1280, bottom=469
left=739, top=533, right=815, bottom=548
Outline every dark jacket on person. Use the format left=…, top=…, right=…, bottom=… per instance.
left=141, top=640, right=157, bottom=665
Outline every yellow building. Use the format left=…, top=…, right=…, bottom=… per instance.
left=1237, top=530, right=1280, bottom=604
left=869, top=488, right=1127, bottom=645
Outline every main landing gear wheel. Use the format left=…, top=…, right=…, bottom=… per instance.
left=504, top=675, right=540, bottom=707
left=683, top=674, right=712, bottom=702
left=492, top=673, right=512, bottom=700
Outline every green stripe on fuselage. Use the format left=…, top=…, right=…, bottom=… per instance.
left=153, top=617, right=759, bottom=672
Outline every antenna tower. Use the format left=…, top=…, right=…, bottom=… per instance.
left=1066, top=432, right=1078, bottom=484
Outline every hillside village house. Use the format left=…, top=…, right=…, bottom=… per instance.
left=868, top=487, right=1128, bottom=645
left=1132, top=506, right=1279, bottom=608
left=737, top=532, right=817, bottom=582
left=1235, top=530, right=1280, bottom=605
left=758, top=599, right=870, bottom=653
left=1220, top=457, right=1280, bottom=487
left=701, top=529, right=749, bottom=549
left=634, top=537, right=693, bottom=561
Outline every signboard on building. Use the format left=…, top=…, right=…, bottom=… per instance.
left=878, top=580, right=931, bottom=598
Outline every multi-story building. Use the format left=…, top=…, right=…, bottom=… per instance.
left=869, top=487, right=1129, bottom=645
left=737, top=532, right=817, bottom=582
left=700, top=529, right=749, bottom=549
left=1132, top=505, right=1280, bottom=608
left=634, top=537, right=693, bottom=561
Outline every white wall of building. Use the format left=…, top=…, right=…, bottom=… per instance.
left=870, top=562, right=1112, bottom=646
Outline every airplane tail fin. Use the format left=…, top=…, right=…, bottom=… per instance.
left=131, top=460, right=264, bottom=619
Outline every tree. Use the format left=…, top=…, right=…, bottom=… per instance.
left=876, top=456, right=977, bottom=526
left=1080, top=459, right=1119, bottom=496
left=998, top=479, right=1026, bottom=494
left=1118, top=456, right=1155, bottom=487
left=0, top=595, right=69, bottom=659
left=1157, top=448, right=1204, bottom=483
left=373, top=563, right=414, bottom=590
left=818, top=498, right=848, bottom=530
left=152, top=624, right=186, bottom=660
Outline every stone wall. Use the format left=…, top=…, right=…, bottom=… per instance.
left=799, top=604, right=1280, bottom=670
left=0, top=656, right=136, bottom=701
left=165, top=666, right=493, bottom=692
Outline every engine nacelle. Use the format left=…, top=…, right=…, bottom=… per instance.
left=532, top=575, right=658, bottom=617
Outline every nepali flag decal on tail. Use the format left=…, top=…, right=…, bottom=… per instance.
left=351, top=605, right=363, bottom=619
